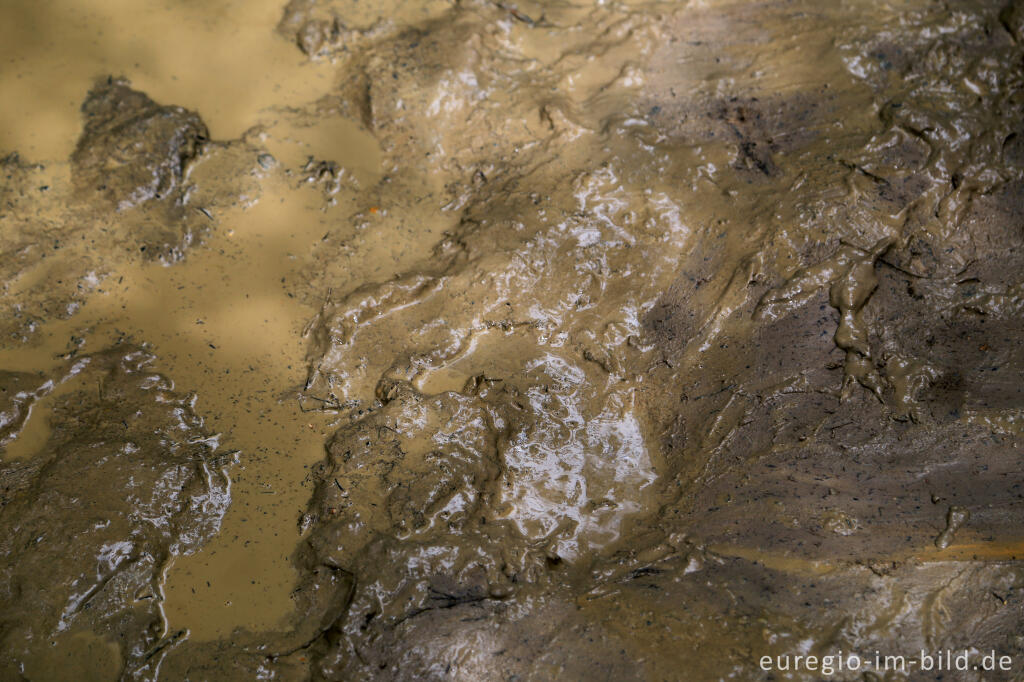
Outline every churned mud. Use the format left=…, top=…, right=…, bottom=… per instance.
left=2, top=0, right=1023, bottom=680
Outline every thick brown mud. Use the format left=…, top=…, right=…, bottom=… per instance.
left=2, top=0, right=1024, bottom=680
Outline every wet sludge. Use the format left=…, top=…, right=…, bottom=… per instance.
left=1, top=0, right=1023, bottom=679
left=0, top=347, right=232, bottom=680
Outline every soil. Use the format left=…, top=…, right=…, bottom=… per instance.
left=1, top=0, right=1023, bottom=680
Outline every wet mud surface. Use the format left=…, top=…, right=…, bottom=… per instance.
left=2, top=0, right=1024, bottom=680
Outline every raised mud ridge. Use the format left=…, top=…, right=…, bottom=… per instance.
left=71, top=77, right=210, bottom=260
left=2, top=0, right=1024, bottom=680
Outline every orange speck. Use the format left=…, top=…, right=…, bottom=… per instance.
left=979, top=344, right=989, bottom=351
left=369, top=206, right=380, bottom=214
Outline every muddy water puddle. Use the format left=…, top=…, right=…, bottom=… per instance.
left=0, top=0, right=391, bottom=647
left=0, top=149, right=382, bottom=640
left=3, top=0, right=1024, bottom=680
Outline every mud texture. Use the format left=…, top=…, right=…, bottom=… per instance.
left=71, top=77, right=210, bottom=260
left=0, top=347, right=232, bottom=680
left=0, top=81, right=256, bottom=344
left=1, top=0, right=1024, bottom=680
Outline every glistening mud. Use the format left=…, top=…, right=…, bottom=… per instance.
left=1, top=0, right=1023, bottom=680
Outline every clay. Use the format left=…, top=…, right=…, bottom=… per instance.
left=1, top=0, right=1023, bottom=680
left=70, top=78, right=214, bottom=262
left=73, top=79, right=207, bottom=210
left=0, top=346, right=232, bottom=680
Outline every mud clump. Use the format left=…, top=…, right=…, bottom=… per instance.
left=0, top=347, right=232, bottom=680
left=73, top=78, right=207, bottom=211
left=72, top=77, right=210, bottom=261
left=0, top=79, right=259, bottom=343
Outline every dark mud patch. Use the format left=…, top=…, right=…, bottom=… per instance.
left=71, top=78, right=210, bottom=261
left=0, top=346, right=233, bottom=679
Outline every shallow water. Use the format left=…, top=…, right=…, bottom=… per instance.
left=1, top=0, right=1023, bottom=679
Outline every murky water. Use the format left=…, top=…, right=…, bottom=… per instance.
left=2, top=0, right=1023, bottom=679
